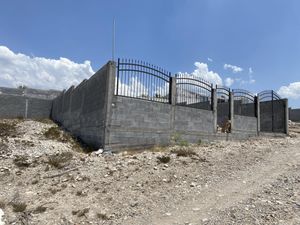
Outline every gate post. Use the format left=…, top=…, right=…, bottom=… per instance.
left=212, top=88, right=218, bottom=133
left=229, top=91, right=234, bottom=133
left=256, top=96, right=260, bottom=135
left=169, top=77, right=177, bottom=105
left=284, top=98, right=289, bottom=135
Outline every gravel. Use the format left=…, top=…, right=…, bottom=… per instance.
left=0, top=119, right=300, bottom=225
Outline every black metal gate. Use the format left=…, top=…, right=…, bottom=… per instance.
left=216, top=86, right=231, bottom=126
left=258, top=90, right=285, bottom=133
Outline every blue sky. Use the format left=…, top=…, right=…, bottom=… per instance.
left=0, top=0, right=300, bottom=107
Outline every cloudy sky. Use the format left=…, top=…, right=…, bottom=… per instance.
left=0, top=0, right=300, bottom=107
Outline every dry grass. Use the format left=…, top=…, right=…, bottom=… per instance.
left=47, top=152, right=73, bottom=168
left=11, top=201, right=27, bottom=212
left=0, top=121, right=17, bottom=137
left=44, top=126, right=94, bottom=153
left=0, top=200, right=5, bottom=209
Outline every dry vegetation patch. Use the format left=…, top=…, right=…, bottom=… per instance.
left=47, top=151, right=73, bottom=168
left=0, top=121, right=17, bottom=137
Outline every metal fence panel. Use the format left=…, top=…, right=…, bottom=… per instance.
left=116, top=58, right=171, bottom=103
left=175, top=76, right=213, bottom=111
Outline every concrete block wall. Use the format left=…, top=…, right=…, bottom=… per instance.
left=233, top=115, right=258, bottom=134
left=107, top=96, right=215, bottom=149
left=289, top=108, right=300, bottom=122
left=51, top=61, right=116, bottom=149
left=0, top=94, right=53, bottom=119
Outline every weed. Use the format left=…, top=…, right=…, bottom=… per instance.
left=47, top=152, right=73, bottom=168
left=13, top=155, right=31, bottom=168
left=11, top=201, right=27, bottom=212
left=197, top=139, right=202, bottom=145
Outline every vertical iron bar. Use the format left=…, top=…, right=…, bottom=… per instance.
left=116, top=58, right=120, bottom=95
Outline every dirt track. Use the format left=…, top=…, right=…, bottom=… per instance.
left=0, top=119, right=300, bottom=225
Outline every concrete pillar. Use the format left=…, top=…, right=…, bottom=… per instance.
left=104, top=61, right=117, bottom=150
left=256, top=96, right=261, bottom=135
left=284, top=98, right=289, bottom=135
left=212, top=88, right=217, bottom=133
left=170, top=77, right=177, bottom=105
left=25, top=99, right=28, bottom=119
left=229, top=92, right=234, bottom=133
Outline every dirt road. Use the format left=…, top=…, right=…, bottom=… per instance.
left=0, top=119, right=300, bottom=225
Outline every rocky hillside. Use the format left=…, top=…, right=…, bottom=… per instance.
left=0, top=119, right=300, bottom=225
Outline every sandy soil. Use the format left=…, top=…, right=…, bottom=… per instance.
left=0, top=119, right=300, bottom=225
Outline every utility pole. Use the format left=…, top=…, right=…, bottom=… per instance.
left=112, top=18, right=115, bottom=61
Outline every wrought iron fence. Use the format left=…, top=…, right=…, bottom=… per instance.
left=216, top=85, right=231, bottom=125
left=233, top=89, right=256, bottom=117
left=175, top=75, right=213, bottom=110
left=116, top=58, right=171, bottom=103
left=258, top=90, right=281, bottom=102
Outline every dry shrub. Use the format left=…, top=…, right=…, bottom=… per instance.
left=97, top=212, right=109, bottom=220
left=33, top=205, right=47, bottom=214
left=11, top=201, right=27, bottom=212
left=172, top=147, right=197, bottom=157
left=13, top=155, right=31, bottom=168
left=157, top=155, right=171, bottom=164
left=47, top=152, right=73, bottom=168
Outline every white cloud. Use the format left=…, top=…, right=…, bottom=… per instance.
left=116, top=76, right=149, bottom=97
left=225, top=77, right=234, bottom=87
left=0, top=45, right=95, bottom=90
left=249, top=67, right=253, bottom=74
left=224, top=63, right=243, bottom=73
left=207, top=57, right=213, bottom=62
left=278, top=82, right=300, bottom=99
left=178, top=62, right=222, bottom=85
left=249, top=75, right=255, bottom=84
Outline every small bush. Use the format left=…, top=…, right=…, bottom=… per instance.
left=47, top=152, right=73, bottom=168
left=11, top=201, right=27, bottom=212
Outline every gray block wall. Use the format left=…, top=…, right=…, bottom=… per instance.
left=289, top=108, right=300, bottom=122
left=107, top=96, right=215, bottom=149
left=51, top=61, right=115, bottom=149
left=233, top=115, right=258, bottom=134
left=0, top=94, right=52, bottom=119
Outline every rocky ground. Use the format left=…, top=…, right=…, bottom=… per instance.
left=0, top=119, right=300, bottom=225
